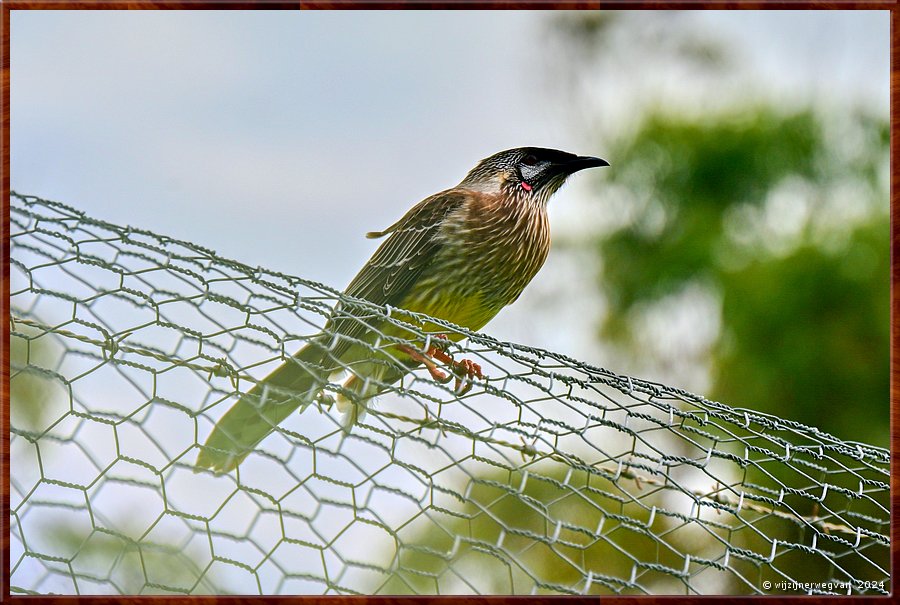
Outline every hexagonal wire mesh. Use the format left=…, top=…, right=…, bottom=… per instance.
left=8, top=192, right=890, bottom=595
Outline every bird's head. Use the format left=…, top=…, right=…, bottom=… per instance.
left=459, top=147, right=609, bottom=203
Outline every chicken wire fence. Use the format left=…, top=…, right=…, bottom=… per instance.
left=8, top=192, right=891, bottom=596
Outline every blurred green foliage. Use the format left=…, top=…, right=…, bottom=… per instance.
left=30, top=520, right=218, bottom=595
left=374, top=458, right=888, bottom=595
left=10, top=327, right=59, bottom=433
left=547, top=10, right=889, bottom=447
left=598, top=107, right=888, bottom=446
left=376, top=465, right=696, bottom=595
left=10, top=332, right=221, bottom=595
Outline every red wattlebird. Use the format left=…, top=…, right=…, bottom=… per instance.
left=196, top=147, right=608, bottom=473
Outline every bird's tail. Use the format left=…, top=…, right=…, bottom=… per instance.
left=195, top=336, right=331, bottom=474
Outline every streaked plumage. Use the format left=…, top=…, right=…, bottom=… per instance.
left=196, top=147, right=608, bottom=473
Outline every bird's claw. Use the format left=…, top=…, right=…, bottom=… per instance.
left=451, top=358, right=484, bottom=395
left=427, top=335, right=485, bottom=393
left=430, top=333, right=452, bottom=352
left=407, top=335, right=485, bottom=392
left=426, top=335, right=455, bottom=366
left=399, top=342, right=454, bottom=384
left=425, top=364, right=453, bottom=384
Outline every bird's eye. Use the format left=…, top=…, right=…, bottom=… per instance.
left=522, top=154, right=538, bottom=166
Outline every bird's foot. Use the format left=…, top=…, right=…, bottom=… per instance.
left=450, top=358, right=484, bottom=395
left=425, top=335, right=484, bottom=394
left=425, top=334, right=453, bottom=363
left=399, top=344, right=453, bottom=384
left=404, top=335, right=485, bottom=393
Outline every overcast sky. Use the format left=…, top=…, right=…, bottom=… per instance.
left=11, top=10, right=889, bottom=349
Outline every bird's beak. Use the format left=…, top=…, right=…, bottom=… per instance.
left=532, top=153, right=610, bottom=192
left=566, top=155, right=610, bottom=172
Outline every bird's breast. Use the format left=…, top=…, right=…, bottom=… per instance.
left=399, top=196, right=551, bottom=332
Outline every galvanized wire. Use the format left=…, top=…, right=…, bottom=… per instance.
left=9, top=192, right=890, bottom=595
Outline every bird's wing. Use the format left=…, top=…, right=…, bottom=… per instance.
left=323, top=189, right=470, bottom=353
left=348, top=189, right=468, bottom=302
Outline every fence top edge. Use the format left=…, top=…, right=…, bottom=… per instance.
left=9, top=191, right=889, bottom=460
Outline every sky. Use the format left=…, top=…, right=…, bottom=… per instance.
left=11, top=10, right=889, bottom=351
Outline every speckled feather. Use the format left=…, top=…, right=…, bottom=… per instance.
left=398, top=188, right=551, bottom=333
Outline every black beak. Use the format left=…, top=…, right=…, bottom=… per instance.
left=530, top=152, right=610, bottom=191
left=567, top=155, right=610, bottom=172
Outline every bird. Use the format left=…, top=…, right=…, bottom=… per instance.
left=195, top=147, right=609, bottom=473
